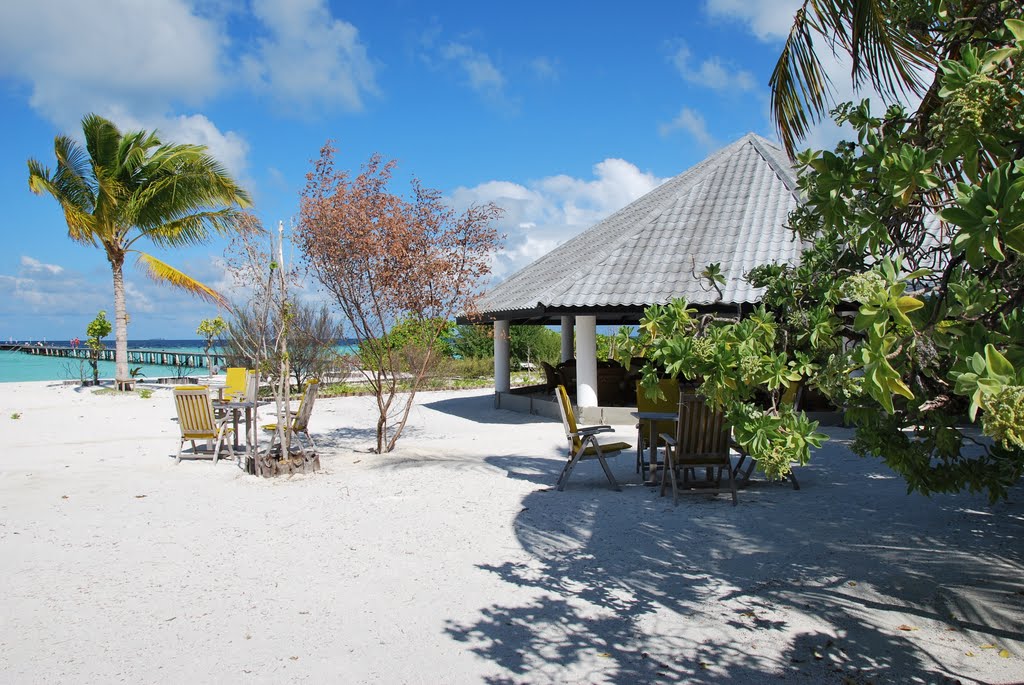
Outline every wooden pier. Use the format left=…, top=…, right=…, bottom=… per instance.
left=0, top=343, right=225, bottom=369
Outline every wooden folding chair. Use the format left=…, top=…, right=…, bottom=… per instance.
left=659, top=392, right=737, bottom=505
left=263, top=379, right=319, bottom=454
left=554, top=385, right=631, bottom=491
left=173, top=385, right=234, bottom=464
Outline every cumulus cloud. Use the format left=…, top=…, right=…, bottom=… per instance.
left=0, top=0, right=377, bottom=176
left=449, top=160, right=668, bottom=280
left=0, top=0, right=224, bottom=132
left=704, top=0, right=803, bottom=41
left=240, top=0, right=378, bottom=114
left=670, top=43, right=756, bottom=92
left=659, top=107, right=717, bottom=148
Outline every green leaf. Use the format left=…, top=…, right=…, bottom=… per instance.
left=984, top=344, right=1014, bottom=379
left=1006, top=18, right=1024, bottom=42
left=896, top=296, right=924, bottom=314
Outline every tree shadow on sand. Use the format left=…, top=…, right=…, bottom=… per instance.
left=443, top=442, right=1024, bottom=684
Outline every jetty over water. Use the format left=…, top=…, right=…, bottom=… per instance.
left=0, top=343, right=224, bottom=369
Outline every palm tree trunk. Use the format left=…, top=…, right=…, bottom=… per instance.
left=111, top=257, right=130, bottom=389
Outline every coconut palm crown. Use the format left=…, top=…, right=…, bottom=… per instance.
left=28, top=113, right=252, bottom=389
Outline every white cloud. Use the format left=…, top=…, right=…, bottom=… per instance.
left=530, top=57, right=560, bottom=82
left=0, top=0, right=224, bottom=132
left=241, top=0, right=378, bottom=114
left=659, top=107, right=717, bottom=148
left=20, top=256, right=63, bottom=276
left=670, top=43, right=756, bottom=92
left=704, top=0, right=803, bottom=41
left=106, top=108, right=250, bottom=179
left=449, top=160, right=667, bottom=280
left=440, top=42, right=505, bottom=97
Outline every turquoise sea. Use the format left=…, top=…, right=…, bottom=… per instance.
left=0, top=339, right=213, bottom=383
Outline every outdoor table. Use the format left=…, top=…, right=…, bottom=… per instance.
left=630, top=410, right=677, bottom=484
left=212, top=399, right=270, bottom=456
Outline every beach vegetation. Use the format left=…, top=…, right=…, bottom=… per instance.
left=453, top=324, right=561, bottom=366
left=27, top=113, right=251, bottom=390
left=10, top=413, right=20, bottom=420
left=636, top=1, right=1023, bottom=501
left=297, top=146, right=504, bottom=453
left=85, top=310, right=111, bottom=385
left=137, top=388, right=154, bottom=399
left=221, top=215, right=320, bottom=473
left=196, top=315, right=228, bottom=376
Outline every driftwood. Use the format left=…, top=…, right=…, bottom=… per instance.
left=250, top=448, right=320, bottom=478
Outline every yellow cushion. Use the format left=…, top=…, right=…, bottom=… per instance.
left=580, top=441, right=631, bottom=457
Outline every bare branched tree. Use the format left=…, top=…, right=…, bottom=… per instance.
left=297, top=145, right=504, bottom=453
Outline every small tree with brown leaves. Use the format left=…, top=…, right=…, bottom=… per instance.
left=297, top=145, right=503, bottom=453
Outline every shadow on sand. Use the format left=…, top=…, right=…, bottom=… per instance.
left=439, top=438, right=1024, bottom=684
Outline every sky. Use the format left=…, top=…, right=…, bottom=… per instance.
left=0, top=0, right=868, bottom=341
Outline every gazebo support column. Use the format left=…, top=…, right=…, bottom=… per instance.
left=494, top=320, right=510, bottom=395
left=575, top=315, right=598, bottom=411
left=560, top=316, right=574, bottom=363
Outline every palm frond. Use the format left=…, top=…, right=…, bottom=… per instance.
left=128, top=208, right=245, bottom=249
left=134, top=252, right=229, bottom=308
left=27, top=154, right=98, bottom=245
left=771, top=0, right=936, bottom=156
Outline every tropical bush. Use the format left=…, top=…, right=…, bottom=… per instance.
left=634, top=4, right=1024, bottom=501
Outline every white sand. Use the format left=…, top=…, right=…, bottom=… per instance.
left=1, top=381, right=1022, bottom=684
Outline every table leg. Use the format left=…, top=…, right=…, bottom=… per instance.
left=647, top=422, right=658, bottom=483
left=232, top=409, right=241, bottom=450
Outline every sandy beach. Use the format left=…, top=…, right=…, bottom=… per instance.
left=1, top=381, right=1021, bottom=684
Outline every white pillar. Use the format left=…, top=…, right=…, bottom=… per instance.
left=575, top=315, right=598, bottom=408
left=494, top=320, right=510, bottom=394
left=560, top=316, right=574, bottom=363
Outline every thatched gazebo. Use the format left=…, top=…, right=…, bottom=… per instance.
left=466, top=133, right=804, bottom=421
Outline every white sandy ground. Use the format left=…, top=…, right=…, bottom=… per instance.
left=0, top=381, right=1022, bottom=685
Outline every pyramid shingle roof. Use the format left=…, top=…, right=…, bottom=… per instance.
left=473, top=133, right=804, bottom=323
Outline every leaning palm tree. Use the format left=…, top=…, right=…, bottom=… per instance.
left=770, top=0, right=939, bottom=156
left=28, top=113, right=252, bottom=389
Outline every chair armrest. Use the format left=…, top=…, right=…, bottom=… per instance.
left=578, top=425, right=613, bottom=436
left=659, top=433, right=676, bottom=446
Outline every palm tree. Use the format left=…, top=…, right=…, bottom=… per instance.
left=28, top=113, right=252, bottom=389
left=770, top=0, right=939, bottom=156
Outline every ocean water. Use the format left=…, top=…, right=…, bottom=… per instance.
left=0, top=339, right=212, bottom=383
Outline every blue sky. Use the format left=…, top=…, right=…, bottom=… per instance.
left=0, top=0, right=856, bottom=341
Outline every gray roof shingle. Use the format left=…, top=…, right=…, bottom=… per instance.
left=475, top=133, right=804, bottom=320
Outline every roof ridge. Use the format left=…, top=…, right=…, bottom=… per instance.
left=746, top=133, right=799, bottom=195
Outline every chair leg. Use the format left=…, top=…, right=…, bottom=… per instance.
left=593, top=445, right=620, bottom=492
left=727, top=461, right=738, bottom=506
left=176, top=439, right=185, bottom=464
left=556, top=449, right=584, bottom=491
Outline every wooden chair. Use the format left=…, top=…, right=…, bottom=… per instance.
left=659, top=392, right=737, bottom=505
left=222, top=367, right=248, bottom=402
left=635, top=378, right=679, bottom=478
left=553, top=384, right=631, bottom=491
left=263, top=379, right=319, bottom=453
left=173, top=385, right=234, bottom=464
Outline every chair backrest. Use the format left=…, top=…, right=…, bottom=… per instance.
left=291, top=379, right=319, bottom=432
left=674, top=393, right=731, bottom=462
left=244, top=369, right=259, bottom=403
left=224, top=367, right=247, bottom=399
left=637, top=378, right=680, bottom=436
left=540, top=361, right=559, bottom=390
left=554, top=384, right=581, bottom=451
left=174, top=386, right=216, bottom=439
